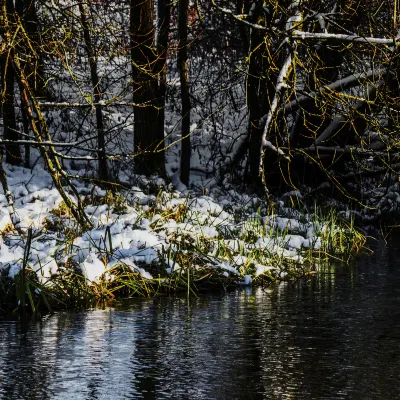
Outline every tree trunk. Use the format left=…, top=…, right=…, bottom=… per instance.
left=235, top=0, right=250, bottom=58
left=0, top=0, right=21, bottom=165
left=15, top=0, right=46, bottom=98
left=246, top=25, right=265, bottom=181
left=178, top=0, right=191, bottom=186
left=246, top=3, right=276, bottom=182
left=130, top=0, right=165, bottom=176
left=20, top=98, right=30, bottom=167
left=155, top=0, right=171, bottom=153
left=79, top=2, right=109, bottom=182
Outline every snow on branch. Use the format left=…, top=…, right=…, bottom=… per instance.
left=292, top=30, right=399, bottom=46
left=38, top=101, right=153, bottom=108
left=211, top=2, right=397, bottom=48
left=0, top=139, right=81, bottom=148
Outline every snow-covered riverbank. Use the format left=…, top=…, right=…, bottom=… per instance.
left=0, top=162, right=365, bottom=313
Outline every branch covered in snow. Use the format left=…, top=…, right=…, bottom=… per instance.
left=292, top=30, right=399, bottom=46
left=38, top=101, right=153, bottom=108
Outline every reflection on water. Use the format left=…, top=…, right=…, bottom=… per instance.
left=1, top=236, right=400, bottom=399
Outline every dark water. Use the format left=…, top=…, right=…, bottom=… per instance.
left=1, top=237, right=400, bottom=399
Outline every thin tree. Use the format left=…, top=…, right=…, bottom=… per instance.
left=155, top=0, right=172, bottom=149
left=0, top=0, right=22, bottom=165
left=178, top=0, right=191, bottom=185
left=78, top=2, right=109, bottom=181
left=245, top=2, right=275, bottom=182
left=15, top=0, right=45, bottom=98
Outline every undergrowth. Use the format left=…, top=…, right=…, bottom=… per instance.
left=0, top=186, right=367, bottom=316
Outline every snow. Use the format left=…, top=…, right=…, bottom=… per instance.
left=0, top=238, right=23, bottom=265
left=255, top=264, right=276, bottom=277
left=171, top=171, right=188, bottom=193
left=0, top=155, right=351, bottom=290
left=285, top=234, right=305, bottom=250
left=81, top=252, right=107, bottom=283
left=281, top=191, right=303, bottom=199
left=237, top=275, right=252, bottom=285
left=165, top=259, right=182, bottom=275
left=114, top=258, right=154, bottom=280
left=217, top=262, right=239, bottom=275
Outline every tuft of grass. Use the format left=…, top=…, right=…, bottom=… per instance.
left=49, top=201, right=72, bottom=219
left=311, top=207, right=366, bottom=263
left=0, top=223, right=15, bottom=237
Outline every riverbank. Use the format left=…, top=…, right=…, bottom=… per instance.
left=0, top=163, right=365, bottom=314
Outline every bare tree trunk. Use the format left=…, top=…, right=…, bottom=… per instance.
left=130, top=0, right=165, bottom=176
left=156, top=0, right=171, bottom=150
left=79, top=2, right=108, bottom=181
left=246, top=3, right=275, bottom=182
left=178, top=0, right=191, bottom=186
left=246, top=21, right=266, bottom=180
left=14, top=0, right=48, bottom=167
left=235, top=0, right=250, bottom=52
left=15, top=0, right=46, bottom=98
left=0, top=58, right=21, bottom=165
left=0, top=0, right=21, bottom=165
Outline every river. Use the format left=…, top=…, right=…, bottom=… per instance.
left=1, top=235, right=400, bottom=399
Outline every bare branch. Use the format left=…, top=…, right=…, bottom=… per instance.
left=284, top=69, right=386, bottom=114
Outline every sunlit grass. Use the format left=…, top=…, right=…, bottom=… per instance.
left=0, top=185, right=366, bottom=315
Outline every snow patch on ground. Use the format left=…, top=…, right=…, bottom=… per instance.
left=0, top=163, right=343, bottom=288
